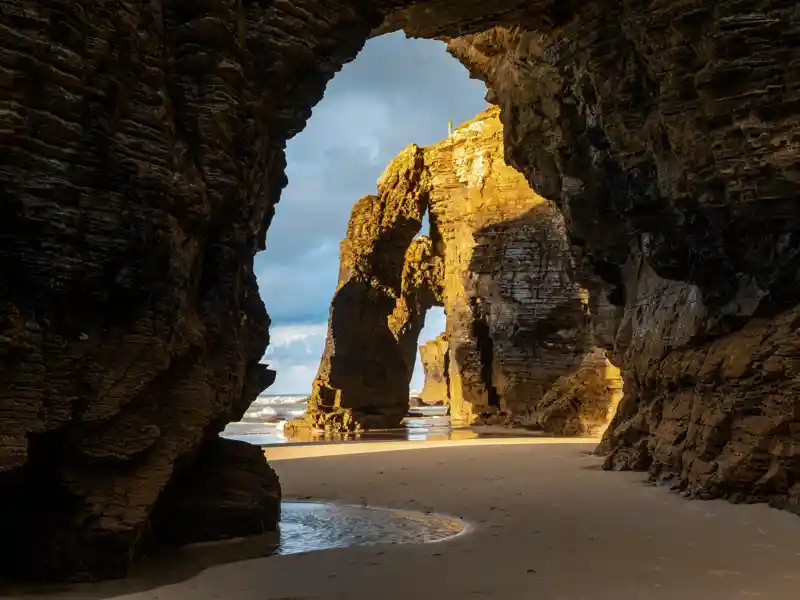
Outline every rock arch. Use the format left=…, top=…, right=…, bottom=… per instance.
left=0, top=0, right=797, bottom=582
left=289, top=145, right=445, bottom=434
left=296, top=108, right=622, bottom=436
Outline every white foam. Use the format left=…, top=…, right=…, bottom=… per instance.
left=247, top=406, right=279, bottom=419
left=250, top=394, right=307, bottom=407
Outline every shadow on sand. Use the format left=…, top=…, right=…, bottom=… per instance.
left=3, top=501, right=467, bottom=599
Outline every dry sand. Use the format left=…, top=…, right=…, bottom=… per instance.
left=11, top=438, right=800, bottom=600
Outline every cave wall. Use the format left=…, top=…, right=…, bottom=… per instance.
left=0, top=0, right=292, bottom=580
left=444, top=5, right=800, bottom=504
left=290, top=146, right=445, bottom=434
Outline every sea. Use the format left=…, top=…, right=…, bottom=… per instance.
left=220, top=392, right=462, bottom=446
left=221, top=395, right=308, bottom=445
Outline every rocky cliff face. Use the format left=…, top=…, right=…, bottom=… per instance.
left=418, top=333, right=450, bottom=405
left=444, top=12, right=800, bottom=506
left=306, top=108, right=621, bottom=433
left=291, top=146, right=444, bottom=434
left=529, top=348, right=624, bottom=437
left=0, top=0, right=283, bottom=577
left=424, top=108, right=621, bottom=428
left=1, top=0, right=797, bottom=582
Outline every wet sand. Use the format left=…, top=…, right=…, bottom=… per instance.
left=12, top=438, right=800, bottom=599
left=221, top=416, right=534, bottom=446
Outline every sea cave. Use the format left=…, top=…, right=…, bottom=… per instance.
left=0, top=0, right=799, bottom=595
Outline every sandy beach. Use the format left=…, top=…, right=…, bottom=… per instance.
left=13, top=438, right=800, bottom=600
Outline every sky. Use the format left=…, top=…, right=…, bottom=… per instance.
left=256, top=32, right=488, bottom=395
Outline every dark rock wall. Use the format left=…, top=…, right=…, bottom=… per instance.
left=446, top=5, right=800, bottom=505
left=0, top=0, right=287, bottom=580
left=150, top=438, right=281, bottom=547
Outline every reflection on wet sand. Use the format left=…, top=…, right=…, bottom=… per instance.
left=278, top=501, right=467, bottom=554
left=221, top=394, right=550, bottom=447
left=220, top=395, right=504, bottom=446
left=221, top=415, right=539, bottom=446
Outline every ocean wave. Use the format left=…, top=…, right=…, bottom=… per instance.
left=223, top=421, right=287, bottom=436
left=246, top=406, right=279, bottom=419
left=240, top=395, right=307, bottom=423
left=250, top=395, right=308, bottom=407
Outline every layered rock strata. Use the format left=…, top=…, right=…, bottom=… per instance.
left=305, top=108, right=621, bottom=434
left=444, top=15, right=800, bottom=505
left=418, top=333, right=450, bottom=405
left=523, top=348, right=624, bottom=437
left=290, top=147, right=444, bottom=434
left=425, top=108, right=620, bottom=427
left=1, top=0, right=797, bottom=582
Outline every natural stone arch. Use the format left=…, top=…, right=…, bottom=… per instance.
left=289, top=145, right=446, bottom=435
left=0, top=0, right=798, bottom=582
left=295, top=107, right=623, bottom=437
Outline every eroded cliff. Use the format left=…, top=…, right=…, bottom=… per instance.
left=289, top=146, right=444, bottom=434
left=303, top=108, right=621, bottom=434
left=445, top=14, right=800, bottom=505
left=424, top=108, right=621, bottom=429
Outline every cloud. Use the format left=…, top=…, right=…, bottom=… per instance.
left=262, top=324, right=327, bottom=395
left=258, top=257, right=338, bottom=325
left=267, top=323, right=328, bottom=352
left=256, top=32, right=487, bottom=394
left=268, top=363, right=321, bottom=396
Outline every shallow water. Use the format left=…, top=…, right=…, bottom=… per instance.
left=278, top=501, right=466, bottom=554
left=221, top=415, right=482, bottom=445
left=221, top=395, right=478, bottom=446
left=4, top=502, right=467, bottom=598
left=220, top=394, right=549, bottom=446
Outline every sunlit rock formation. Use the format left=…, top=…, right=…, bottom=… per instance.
left=425, top=108, right=620, bottom=428
left=0, top=0, right=797, bottom=582
left=289, top=147, right=444, bottom=434
left=304, top=108, right=621, bottom=433
left=418, top=333, right=450, bottom=405
left=527, top=348, right=624, bottom=437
